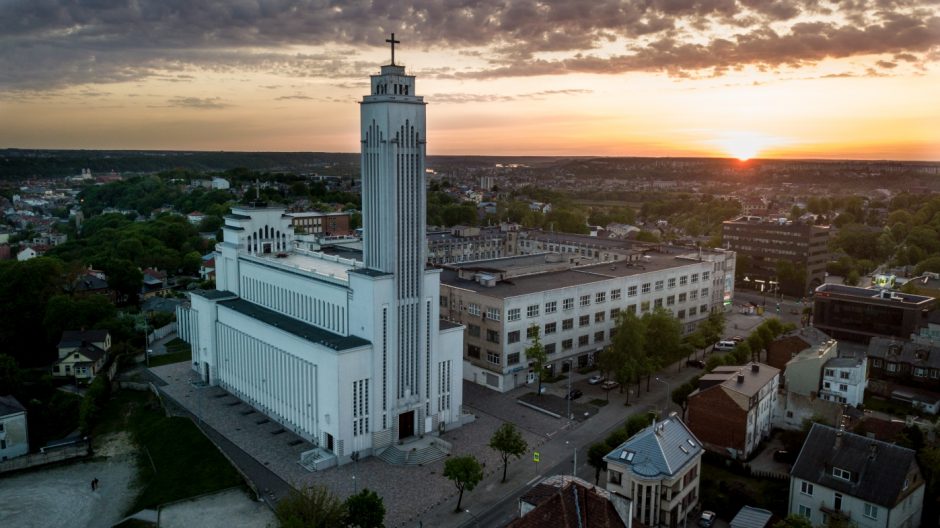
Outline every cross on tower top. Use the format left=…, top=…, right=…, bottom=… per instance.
left=385, top=33, right=400, bottom=65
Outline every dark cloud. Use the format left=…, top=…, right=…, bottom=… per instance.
left=429, top=88, right=592, bottom=104
left=876, top=60, right=898, bottom=68
left=274, top=94, right=313, bottom=100
left=0, top=0, right=937, bottom=90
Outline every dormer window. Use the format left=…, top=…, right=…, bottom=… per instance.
left=832, top=467, right=851, bottom=480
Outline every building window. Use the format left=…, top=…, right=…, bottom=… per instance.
left=864, top=503, right=879, bottom=520
left=840, top=371, right=850, bottom=380
left=610, top=308, right=621, bottom=319
left=562, top=339, right=573, bottom=350
left=544, top=343, right=556, bottom=355
left=677, top=309, right=686, bottom=319
left=798, top=505, right=811, bottom=519
left=527, top=304, right=540, bottom=318
left=689, top=306, right=697, bottom=316
left=486, top=307, right=501, bottom=321
left=680, top=275, right=688, bottom=286
left=579, top=335, right=589, bottom=346
left=627, top=304, right=637, bottom=314
left=690, top=290, right=698, bottom=300
left=508, top=352, right=520, bottom=365
left=701, top=287, right=709, bottom=297
left=914, top=367, right=927, bottom=377
left=628, top=286, right=638, bottom=297
left=527, top=326, right=539, bottom=339
left=667, top=295, right=675, bottom=306
left=486, top=330, right=500, bottom=343
left=468, top=303, right=481, bottom=316
left=655, top=280, right=664, bottom=291
left=595, top=331, right=605, bottom=343
left=595, top=311, right=605, bottom=323
left=508, top=331, right=520, bottom=344
left=700, top=304, right=708, bottom=314
left=654, top=298, right=663, bottom=308
left=668, top=278, right=676, bottom=289
left=887, top=363, right=898, bottom=373
left=611, top=289, right=621, bottom=300
left=703, top=271, right=710, bottom=280
left=800, top=481, right=814, bottom=496
left=825, top=368, right=834, bottom=377
left=642, top=283, right=651, bottom=294
left=545, top=322, right=557, bottom=335
left=508, top=308, right=521, bottom=321
left=580, top=295, right=591, bottom=307
left=545, top=301, right=557, bottom=314
left=832, top=467, right=851, bottom=481
left=468, top=345, right=481, bottom=359
left=486, top=351, right=500, bottom=365
left=563, top=298, right=574, bottom=310
left=608, top=469, right=622, bottom=485
left=678, top=293, right=687, bottom=303
left=596, top=292, right=606, bottom=303
left=563, top=318, right=574, bottom=330
left=468, top=324, right=481, bottom=338
left=579, top=315, right=590, bottom=327
left=641, top=301, right=651, bottom=312
left=839, top=384, right=848, bottom=391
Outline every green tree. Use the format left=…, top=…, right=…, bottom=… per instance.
left=276, top=484, right=347, bottom=528
left=344, top=488, right=385, bottom=528
left=0, top=354, right=22, bottom=394
left=609, top=312, right=645, bottom=402
left=489, top=423, right=528, bottom=483
left=587, top=442, right=609, bottom=485
left=641, top=308, right=681, bottom=390
left=773, top=514, right=814, bottom=528
left=443, top=455, right=484, bottom=513
left=625, top=412, right=655, bottom=436
left=525, top=325, right=548, bottom=396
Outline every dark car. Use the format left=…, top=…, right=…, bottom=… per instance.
left=565, top=389, right=583, bottom=400
left=686, top=359, right=706, bottom=368
left=774, top=449, right=793, bottom=463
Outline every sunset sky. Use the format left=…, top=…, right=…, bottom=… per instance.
left=1, top=1, right=939, bottom=160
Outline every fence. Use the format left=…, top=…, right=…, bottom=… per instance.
left=0, top=441, right=90, bottom=474
left=148, top=322, right=177, bottom=343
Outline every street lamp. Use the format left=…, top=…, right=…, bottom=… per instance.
left=564, top=359, right=573, bottom=420
left=565, top=440, right=577, bottom=477
left=655, top=377, right=670, bottom=415
left=463, top=509, right=481, bottom=528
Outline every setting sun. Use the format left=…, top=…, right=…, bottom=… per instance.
left=711, top=131, right=783, bottom=161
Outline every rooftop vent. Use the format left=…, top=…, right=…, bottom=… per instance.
left=737, top=374, right=745, bottom=384
left=751, top=364, right=760, bottom=373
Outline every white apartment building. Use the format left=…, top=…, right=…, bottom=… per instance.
left=441, top=246, right=735, bottom=392
left=819, top=356, right=868, bottom=407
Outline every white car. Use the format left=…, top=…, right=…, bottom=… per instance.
left=588, top=374, right=605, bottom=385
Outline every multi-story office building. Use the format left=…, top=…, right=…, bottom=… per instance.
left=813, top=284, right=935, bottom=343
left=287, top=211, right=353, bottom=236
left=440, top=246, right=735, bottom=392
left=722, top=215, right=829, bottom=295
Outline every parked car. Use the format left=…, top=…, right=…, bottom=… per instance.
left=730, top=335, right=745, bottom=343
left=698, top=510, right=717, bottom=527
left=588, top=374, right=605, bottom=385
left=600, top=380, right=619, bottom=390
left=774, top=449, right=794, bottom=463
left=714, top=340, right=737, bottom=351
left=565, top=389, right=583, bottom=400
left=686, top=359, right=706, bottom=368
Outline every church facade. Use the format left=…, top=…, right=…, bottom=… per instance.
left=177, top=48, right=464, bottom=466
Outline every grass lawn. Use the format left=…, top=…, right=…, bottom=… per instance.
left=164, top=338, right=191, bottom=353
left=148, top=349, right=192, bottom=367
left=700, top=460, right=789, bottom=520
left=95, top=391, right=243, bottom=513
left=864, top=394, right=925, bottom=418
left=589, top=398, right=609, bottom=406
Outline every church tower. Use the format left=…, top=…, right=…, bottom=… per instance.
left=360, top=35, right=432, bottom=437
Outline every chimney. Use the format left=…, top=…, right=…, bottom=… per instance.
left=869, top=443, right=877, bottom=460
left=751, top=364, right=760, bottom=373
left=737, top=374, right=745, bottom=384
left=835, top=429, right=843, bottom=449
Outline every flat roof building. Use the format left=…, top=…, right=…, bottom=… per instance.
left=813, top=284, right=935, bottom=343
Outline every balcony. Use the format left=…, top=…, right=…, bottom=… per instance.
left=819, top=503, right=851, bottom=520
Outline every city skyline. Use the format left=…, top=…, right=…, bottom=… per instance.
left=1, top=1, right=939, bottom=161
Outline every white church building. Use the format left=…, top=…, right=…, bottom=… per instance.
left=177, top=42, right=464, bottom=466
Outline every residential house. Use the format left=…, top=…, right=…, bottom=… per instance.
left=141, top=268, right=170, bottom=298
left=766, top=327, right=833, bottom=373
left=686, top=362, right=780, bottom=459
left=819, top=355, right=868, bottom=406
left=199, top=253, right=216, bottom=281
left=187, top=211, right=207, bottom=225
left=71, top=271, right=115, bottom=301
left=867, top=337, right=940, bottom=413
left=508, top=475, right=631, bottom=528
left=16, top=246, right=40, bottom=261
left=604, top=416, right=702, bottom=527
left=53, top=329, right=111, bottom=382
left=789, top=423, right=924, bottom=528
left=0, top=395, right=29, bottom=460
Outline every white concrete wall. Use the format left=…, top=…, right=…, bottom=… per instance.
left=0, top=412, right=28, bottom=460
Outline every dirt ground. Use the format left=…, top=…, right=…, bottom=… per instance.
left=0, top=433, right=139, bottom=528
left=159, top=488, right=277, bottom=528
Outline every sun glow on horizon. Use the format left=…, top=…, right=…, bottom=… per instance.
left=710, top=131, right=787, bottom=162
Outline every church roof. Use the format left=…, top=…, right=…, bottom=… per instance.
left=219, top=297, right=370, bottom=351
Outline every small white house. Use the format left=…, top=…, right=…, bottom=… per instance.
left=16, top=246, right=37, bottom=261
left=819, top=356, right=868, bottom=407
left=0, top=395, right=29, bottom=460
left=211, top=177, right=231, bottom=190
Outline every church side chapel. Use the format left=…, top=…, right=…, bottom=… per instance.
left=177, top=35, right=465, bottom=468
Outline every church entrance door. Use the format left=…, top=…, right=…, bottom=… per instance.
left=398, top=410, right=415, bottom=440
